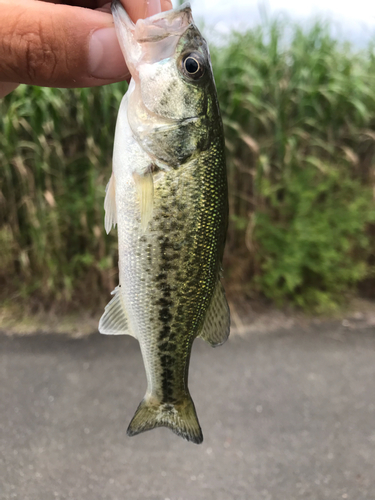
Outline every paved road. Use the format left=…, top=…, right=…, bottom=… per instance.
left=1, top=322, right=375, bottom=500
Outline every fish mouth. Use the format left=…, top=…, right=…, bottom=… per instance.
left=111, top=0, right=193, bottom=73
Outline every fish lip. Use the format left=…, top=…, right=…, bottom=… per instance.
left=111, top=0, right=192, bottom=27
left=111, top=0, right=193, bottom=75
left=111, top=0, right=193, bottom=43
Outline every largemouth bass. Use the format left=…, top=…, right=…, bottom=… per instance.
left=99, top=0, right=230, bottom=444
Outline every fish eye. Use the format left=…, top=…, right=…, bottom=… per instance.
left=181, top=52, right=205, bottom=80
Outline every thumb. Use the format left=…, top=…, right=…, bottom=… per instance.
left=0, top=0, right=129, bottom=89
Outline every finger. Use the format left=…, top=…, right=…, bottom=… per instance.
left=42, top=1, right=108, bottom=6
left=0, top=0, right=129, bottom=87
left=0, top=0, right=175, bottom=93
left=96, top=2, right=111, bottom=13
left=50, top=0, right=171, bottom=10
left=0, top=82, right=19, bottom=98
left=161, top=0, right=173, bottom=11
left=43, top=0, right=171, bottom=10
left=121, top=0, right=160, bottom=20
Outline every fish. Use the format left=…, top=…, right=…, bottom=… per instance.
left=99, top=0, right=230, bottom=444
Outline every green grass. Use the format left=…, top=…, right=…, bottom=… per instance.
left=1, top=19, right=375, bottom=312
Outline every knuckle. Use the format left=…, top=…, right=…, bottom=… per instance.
left=1, top=13, right=61, bottom=84
left=18, top=27, right=59, bottom=83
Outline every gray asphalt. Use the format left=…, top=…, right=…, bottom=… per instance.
left=1, top=322, right=375, bottom=500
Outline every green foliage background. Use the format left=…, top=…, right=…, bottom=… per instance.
left=1, top=20, right=375, bottom=312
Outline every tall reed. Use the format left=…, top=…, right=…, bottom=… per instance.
left=212, top=20, right=375, bottom=310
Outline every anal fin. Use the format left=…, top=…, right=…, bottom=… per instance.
left=99, top=286, right=135, bottom=337
left=198, top=278, right=230, bottom=347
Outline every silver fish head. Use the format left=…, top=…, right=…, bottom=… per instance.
left=112, top=0, right=221, bottom=167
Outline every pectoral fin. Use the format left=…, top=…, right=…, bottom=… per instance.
left=198, top=279, right=230, bottom=347
left=99, top=286, right=136, bottom=337
left=104, top=173, right=117, bottom=234
left=133, top=169, right=154, bottom=231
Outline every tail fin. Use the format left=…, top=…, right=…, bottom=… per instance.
left=127, top=396, right=203, bottom=444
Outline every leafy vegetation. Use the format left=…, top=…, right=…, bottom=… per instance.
left=1, top=19, right=375, bottom=312
left=213, top=20, right=375, bottom=311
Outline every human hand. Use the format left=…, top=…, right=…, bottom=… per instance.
left=0, top=0, right=172, bottom=97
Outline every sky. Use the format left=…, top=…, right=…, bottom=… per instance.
left=175, top=0, right=375, bottom=43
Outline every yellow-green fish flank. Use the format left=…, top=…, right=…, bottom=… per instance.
left=99, top=0, right=230, bottom=444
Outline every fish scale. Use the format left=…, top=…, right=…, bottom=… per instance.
left=125, top=146, right=227, bottom=401
left=99, top=1, right=230, bottom=444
